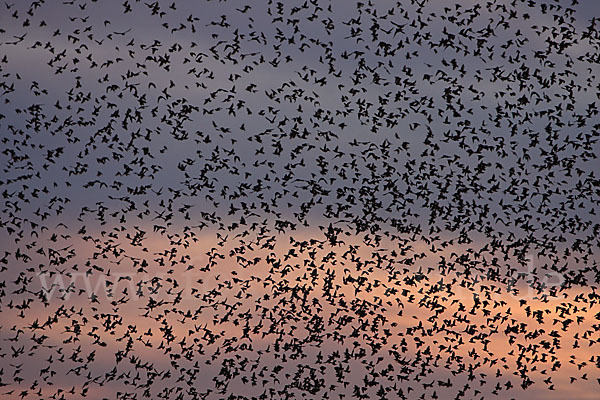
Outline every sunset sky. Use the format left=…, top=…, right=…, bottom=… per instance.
left=1, top=0, right=600, bottom=399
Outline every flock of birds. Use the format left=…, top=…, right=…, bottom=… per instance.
left=1, top=0, right=599, bottom=399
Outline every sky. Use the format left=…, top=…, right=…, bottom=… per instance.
left=1, top=0, right=600, bottom=399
